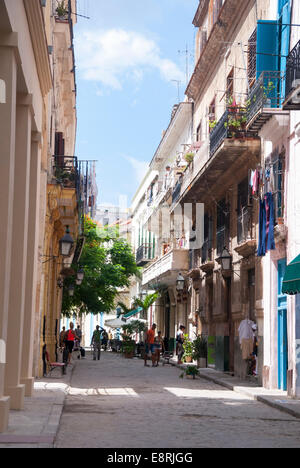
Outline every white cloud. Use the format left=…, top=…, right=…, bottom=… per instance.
left=75, top=29, right=184, bottom=91
left=124, top=155, right=149, bottom=184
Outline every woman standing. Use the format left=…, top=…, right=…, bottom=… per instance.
left=154, top=331, right=165, bottom=367
left=64, top=322, right=79, bottom=364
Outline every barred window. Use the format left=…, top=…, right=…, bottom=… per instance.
left=248, top=28, right=257, bottom=86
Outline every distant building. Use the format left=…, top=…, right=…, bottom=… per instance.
left=95, top=204, right=130, bottom=228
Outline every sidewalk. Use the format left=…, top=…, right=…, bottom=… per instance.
left=0, top=365, right=73, bottom=448
left=170, top=357, right=300, bottom=420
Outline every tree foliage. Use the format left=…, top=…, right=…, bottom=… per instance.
left=62, top=217, right=140, bottom=317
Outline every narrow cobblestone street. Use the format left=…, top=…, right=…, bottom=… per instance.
left=55, top=352, right=300, bottom=448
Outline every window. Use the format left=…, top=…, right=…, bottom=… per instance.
left=273, top=150, right=285, bottom=221
left=216, top=199, right=230, bottom=256
left=248, top=269, right=256, bottom=321
left=201, top=213, right=213, bottom=263
left=247, top=29, right=257, bottom=86
left=209, top=97, right=216, bottom=133
left=237, top=177, right=252, bottom=244
left=196, top=122, right=202, bottom=142
left=226, top=68, right=234, bottom=104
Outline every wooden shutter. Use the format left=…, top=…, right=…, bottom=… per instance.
left=248, top=29, right=257, bottom=86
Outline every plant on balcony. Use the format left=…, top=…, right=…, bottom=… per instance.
left=184, top=152, right=195, bottom=165
left=227, top=96, right=239, bottom=113
left=179, top=365, right=199, bottom=380
left=56, top=1, right=68, bottom=18
left=209, top=120, right=217, bottom=129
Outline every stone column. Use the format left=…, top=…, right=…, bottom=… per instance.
left=4, top=95, right=32, bottom=410
left=20, top=132, right=41, bottom=397
left=0, top=44, right=17, bottom=432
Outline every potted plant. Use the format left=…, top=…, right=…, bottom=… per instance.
left=179, top=365, right=199, bottom=380
left=56, top=1, right=68, bottom=18
left=121, top=320, right=147, bottom=359
left=121, top=335, right=136, bottom=358
left=209, top=120, right=217, bottom=130
left=183, top=334, right=194, bottom=363
left=193, top=334, right=207, bottom=368
left=184, top=152, right=195, bottom=165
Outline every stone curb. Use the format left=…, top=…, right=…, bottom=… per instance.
left=169, top=359, right=300, bottom=420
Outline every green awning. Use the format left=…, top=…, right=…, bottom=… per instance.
left=123, top=307, right=143, bottom=319
left=282, top=254, right=300, bottom=295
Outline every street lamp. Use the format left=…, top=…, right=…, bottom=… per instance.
left=176, top=273, right=185, bottom=291
left=68, top=284, right=75, bottom=297
left=219, top=247, right=232, bottom=272
left=77, top=267, right=84, bottom=282
left=59, top=225, right=74, bottom=257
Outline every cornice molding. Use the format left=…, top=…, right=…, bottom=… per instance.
left=23, top=0, right=52, bottom=97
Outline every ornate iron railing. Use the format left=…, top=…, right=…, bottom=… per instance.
left=285, top=39, right=300, bottom=100
left=136, top=244, right=152, bottom=266
left=209, top=109, right=229, bottom=157
left=172, top=178, right=183, bottom=204
left=52, top=155, right=79, bottom=190
left=247, top=71, right=284, bottom=124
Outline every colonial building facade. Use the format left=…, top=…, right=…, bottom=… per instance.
left=0, top=0, right=96, bottom=432
left=131, top=0, right=300, bottom=396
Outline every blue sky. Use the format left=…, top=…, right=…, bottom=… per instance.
left=74, top=0, right=198, bottom=207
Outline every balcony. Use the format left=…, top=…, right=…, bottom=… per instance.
left=209, top=108, right=251, bottom=158
left=246, top=71, right=286, bottom=133
left=142, top=248, right=189, bottom=287
left=283, top=40, right=300, bottom=110
left=172, top=178, right=183, bottom=204
left=52, top=155, right=79, bottom=191
left=235, top=207, right=257, bottom=258
left=136, top=244, right=153, bottom=267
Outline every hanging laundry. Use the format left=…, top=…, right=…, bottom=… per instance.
left=252, top=169, right=260, bottom=195
left=257, top=192, right=275, bottom=257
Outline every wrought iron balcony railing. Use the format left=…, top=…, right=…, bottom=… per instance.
left=246, top=71, right=284, bottom=132
left=52, top=155, right=79, bottom=190
left=172, top=178, right=183, bottom=204
left=284, top=39, right=300, bottom=109
left=209, top=106, right=249, bottom=157
left=136, top=244, right=153, bottom=266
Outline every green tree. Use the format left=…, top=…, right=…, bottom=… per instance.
left=62, top=217, right=139, bottom=317
left=132, top=292, right=160, bottom=316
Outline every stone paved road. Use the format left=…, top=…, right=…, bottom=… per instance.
left=55, top=352, right=300, bottom=448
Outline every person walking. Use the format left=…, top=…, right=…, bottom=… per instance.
left=64, top=322, right=79, bottom=364
left=91, top=325, right=103, bottom=361
left=154, top=331, right=165, bottom=367
left=144, top=323, right=157, bottom=367
left=59, top=327, right=66, bottom=349
left=76, top=325, right=82, bottom=345
left=102, top=330, right=108, bottom=351
left=176, top=325, right=186, bottom=365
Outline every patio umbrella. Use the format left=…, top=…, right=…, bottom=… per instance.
left=282, top=254, right=300, bottom=295
left=104, top=318, right=126, bottom=328
left=126, top=317, right=147, bottom=324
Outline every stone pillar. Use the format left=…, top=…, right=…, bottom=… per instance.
left=4, top=96, right=32, bottom=410
left=20, top=132, right=41, bottom=396
left=0, top=44, right=17, bottom=431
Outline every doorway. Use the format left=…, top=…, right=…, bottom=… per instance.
left=278, top=258, right=288, bottom=390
